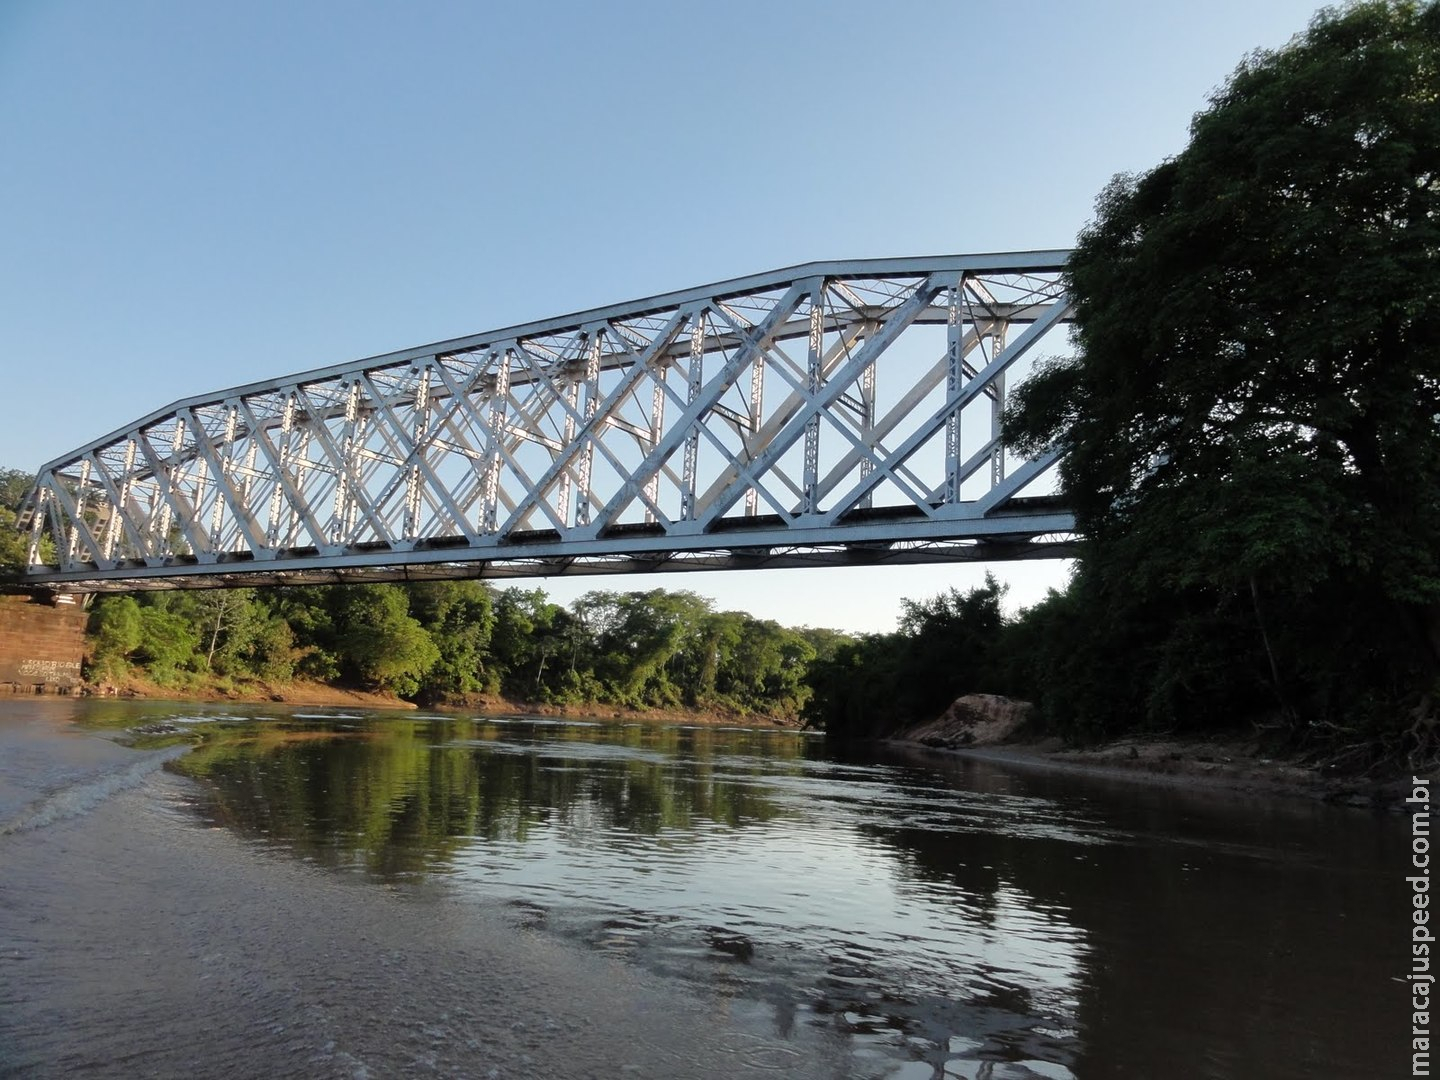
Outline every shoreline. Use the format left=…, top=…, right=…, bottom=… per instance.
left=882, top=732, right=1416, bottom=810
left=6, top=678, right=1414, bottom=805
left=1, top=677, right=803, bottom=728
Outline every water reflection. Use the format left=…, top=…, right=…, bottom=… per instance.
left=160, top=713, right=1091, bottom=1076
left=174, top=717, right=803, bottom=875
left=139, top=709, right=1399, bottom=1079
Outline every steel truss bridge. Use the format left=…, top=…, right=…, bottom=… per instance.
left=19, top=253, right=1077, bottom=593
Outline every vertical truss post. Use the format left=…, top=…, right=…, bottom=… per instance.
left=856, top=322, right=878, bottom=510
left=405, top=365, right=431, bottom=539
left=143, top=486, right=162, bottom=558
left=154, top=417, right=185, bottom=553
left=347, top=406, right=369, bottom=542
left=103, top=439, right=137, bottom=560
left=574, top=333, right=602, bottom=527
left=189, top=438, right=210, bottom=550
left=556, top=379, right=580, bottom=524
left=989, top=324, right=1008, bottom=487
left=28, top=486, right=49, bottom=567
left=289, top=428, right=313, bottom=549
left=801, top=288, right=824, bottom=515
left=46, top=482, right=69, bottom=565
left=66, top=459, right=91, bottom=560
left=680, top=315, right=705, bottom=521
left=482, top=352, right=508, bottom=534
left=745, top=328, right=766, bottom=517
left=945, top=276, right=965, bottom=505
left=266, top=395, right=296, bottom=548
left=240, top=440, right=259, bottom=539
left=333, top=383, right=359, bottom=545
left=216, top=406, right=239, bottom=548
left=645, top=368, right=666, bottom=524
left=211, top=406, right=238, bottom=546
left=88, top=484, right=110, bottom=564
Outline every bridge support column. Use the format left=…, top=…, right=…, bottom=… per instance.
left=0, top=594, right=87, bottom=692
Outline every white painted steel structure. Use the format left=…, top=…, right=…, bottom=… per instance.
left=19, top=253, right=1077, bottom=592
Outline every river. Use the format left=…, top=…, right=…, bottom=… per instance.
left=0, top=698, right=1400, bottom=1078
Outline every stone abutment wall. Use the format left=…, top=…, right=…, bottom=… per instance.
left=0, top=595, right=87, bottom=692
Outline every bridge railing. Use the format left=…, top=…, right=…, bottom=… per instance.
left=20, top=253, right=1076, bottom=591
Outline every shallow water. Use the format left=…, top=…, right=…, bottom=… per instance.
left=0, top=699, right=1404, bottom=1077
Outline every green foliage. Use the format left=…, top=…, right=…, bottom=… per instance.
left=1003, top=1, right=1440, bottom=758
left=329, top=585, right=440, bottom=697
left=405, top=580, right=494, bottom=700
left=246, top=616, right=297, bottom=682
left=87, top=593, right=203, bottom=684
left=803, top=576, right=1006, bottom=738
left=88, top=595, right=144, bottom=680
left=87, top=578, right=821, bottom=715
left=577, top=589, right=710, bottom=707
left=190, top=590, right=262, bottom=673
left=0, top=468, right=36, bottom=578
left=712, top=615, right=816, bottom=715
left=490, top=587, right=565, bottom=697
left=135, top=606, right=200, bottom=682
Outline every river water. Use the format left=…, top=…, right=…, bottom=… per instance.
left=0, top=699, right=1401, bottom=1078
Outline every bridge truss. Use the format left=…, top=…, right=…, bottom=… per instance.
left=20, top=253, right=1077, bottom=592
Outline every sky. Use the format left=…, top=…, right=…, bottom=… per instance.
left=0, top=0, right=1329, bottom=633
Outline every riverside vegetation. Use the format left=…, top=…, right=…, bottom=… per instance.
left=3, top=3, right=1438, bottom=769
left=79, top=579, right=841, bottom=721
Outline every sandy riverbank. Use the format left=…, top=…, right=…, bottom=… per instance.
left=886, top=731, right=1416, bottom=810
left=883, top=693, right=1418, bottom=809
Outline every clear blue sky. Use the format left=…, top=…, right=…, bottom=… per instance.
left=0, top=0, right=1327, bottom=632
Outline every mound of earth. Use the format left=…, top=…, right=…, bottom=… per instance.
left=894, top=694, right=1034, bottom=748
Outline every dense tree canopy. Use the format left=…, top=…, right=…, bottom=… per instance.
left=80, top=578, right=833, bottom=721
left=804, top=576, right=1006, bottom=738
left=1005, top=1, right=1440, bottom=758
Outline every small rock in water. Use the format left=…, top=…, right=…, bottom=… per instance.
left=705, top=927, right=756, bottom=962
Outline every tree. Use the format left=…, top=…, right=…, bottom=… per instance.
left=490, top=587, right=564, bottom=697
left=0, top=469, right=35, bottom=577
left=715, top=616, right=815, bottom=715
left=174, top=589, right=264, bottom=672
left=1004, top=1, right=1440, bottom=757
left=575, top=589, right=712, bottom=707
left=329, top=585, right=439, bottom=697
left=88, top=595, right=144, bottom=679
left=405, top=580, right=495, bottom=699
left=134, top=606, right=200, bottom=681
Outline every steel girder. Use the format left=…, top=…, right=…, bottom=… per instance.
left=18, top=253, right=1077, bottom=592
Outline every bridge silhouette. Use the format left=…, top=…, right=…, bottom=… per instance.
left=19, top=253, right=1077, bottom=593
